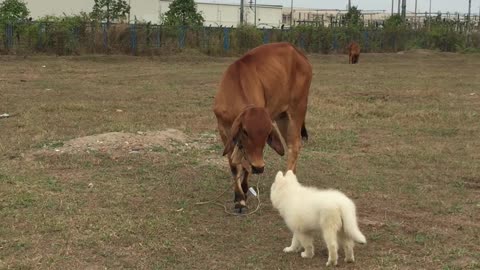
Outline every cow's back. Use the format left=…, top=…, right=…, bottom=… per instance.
left=214, top=43, right=312, bottom=123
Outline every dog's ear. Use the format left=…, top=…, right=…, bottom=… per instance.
left=275, top=171, right=284, bottom=181
left=222, top=114, right=244, bottom=156
left=285, top=170, right=295, bottom=177
left=267, top=124, right=284, bottom=156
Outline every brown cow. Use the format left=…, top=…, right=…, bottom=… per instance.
left=213, top=42, right=312, bottom=212
left=348, top=42, right=360, bottom=64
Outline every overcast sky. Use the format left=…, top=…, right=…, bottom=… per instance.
left=215, top=0, right=480, bottom=14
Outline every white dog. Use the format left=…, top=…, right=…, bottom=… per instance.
left=270, top=170, right=366, bottom=266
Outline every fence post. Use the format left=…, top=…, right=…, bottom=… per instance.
left=223, top=27, right=230, bottom=51
left=37, top=23, right=43, bottom=50
left=178, top=26, right=186, bottom=48
left=263, top=28, right=270, bottom=44
left=5, top=24, right=13, bottom=50
left=72, top=27, right=79, bottom=46
left=203, top=26, right=209, bottom=49
left=333, top=32, right=338, bottom=52
left=392, top=35, right=396, bottom=52
left=156, top=25, right=161, bottom=48
left=364, top=31, right=369, bottom=52
left=130, top=23, right=137, bottom=55
left=102, top=23, right=108, bottom=51
left=299, top=32, right=305, bottom=50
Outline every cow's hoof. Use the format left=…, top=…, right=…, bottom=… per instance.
left=234, top=200, right=247, bottom=214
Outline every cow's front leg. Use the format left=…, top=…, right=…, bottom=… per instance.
left=286, top=127, right=302, bottom=173
left=233, top=165, right=247, bottom=213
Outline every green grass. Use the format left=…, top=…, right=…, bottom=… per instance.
left=0, top=51, right=479, bottom=269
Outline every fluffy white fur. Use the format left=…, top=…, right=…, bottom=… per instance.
left=270, top=170, right=366, bottom=266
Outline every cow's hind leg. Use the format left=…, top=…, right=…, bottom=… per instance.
left=275, top=112, right=289, bottom=145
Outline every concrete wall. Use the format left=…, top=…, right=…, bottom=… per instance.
left=159, top=1, right=282, bottom=28
left=28, top=0, right=282, bottom=27
left=27, top=0, right=94, bottom=18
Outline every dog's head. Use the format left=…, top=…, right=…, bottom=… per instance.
left=270, top=170, right=298, bottom=207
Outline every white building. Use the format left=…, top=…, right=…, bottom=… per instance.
left=27, top=0, right=283, bottom=28
left=159, top=0, right=283, bottom=28
left=282, top=8, right=390, bottom=27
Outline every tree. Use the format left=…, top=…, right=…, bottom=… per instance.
left=344, top=6, right=363, bottom=28
left=385, top=14, right=404, bottom=29
left=0, top=0, right=29, bottom=24
left=91, top=0, right=130, bottom=24
left=163, top=0, right=204, bottom=26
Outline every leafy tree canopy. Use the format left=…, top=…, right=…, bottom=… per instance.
left=163, top=0, right=204, bottom=26
left=91, top=0, right=130, bottom=24
left=0, top=0, right=29, bottom=23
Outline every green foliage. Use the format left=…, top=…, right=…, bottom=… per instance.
left=2, top=12, right=477, bottom=55
left=231, top=25, right=262, bottom=53
left=91, top=0, right=130, bottom=24
left=0, top=0, right=29, bottom=24
left=344, top=6, right=363, bottom=28
left=427, top=22, right=464, bottom=52
left=385, top=14, right=404, bottom=30
left=163, top=0, right=204, bottom=26
left=23, top=13, right=91, bottom=54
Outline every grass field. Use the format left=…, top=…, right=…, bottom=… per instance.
left=1, top=51, right=479, bottom=270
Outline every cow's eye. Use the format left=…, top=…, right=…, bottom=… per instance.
left=242, top=129, right=248, bottom=137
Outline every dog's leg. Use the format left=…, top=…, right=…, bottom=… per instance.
left=296, top=233, right=314, bottom=258
left=283, top=232, right=302, bottom=253
left=343, top=239, right=355, bottom=263
left=323, top=229, right=339, bottom=266
left=339, top=231, right=355, bottom=263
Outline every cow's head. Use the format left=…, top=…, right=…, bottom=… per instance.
left=223, top=106, right=284, bottom=174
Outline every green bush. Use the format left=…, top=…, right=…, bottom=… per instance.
left=230, top=25, right=262, bottom=54
left=1, top=12, right=478, bottom=56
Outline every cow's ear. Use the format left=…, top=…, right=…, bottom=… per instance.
left=267, top=125, right=285, bottom=156
left=222, top=115, right=243, bottom=156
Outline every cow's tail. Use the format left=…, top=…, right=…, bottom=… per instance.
left=301, top=123, right=308, bottom=141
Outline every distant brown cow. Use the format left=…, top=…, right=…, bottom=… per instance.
left=348, top=42, right=360, bottom=64
left=213, top=42, right=312, bottom=212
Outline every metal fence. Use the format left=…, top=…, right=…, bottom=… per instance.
left=1, top=22, right=479, bottom=55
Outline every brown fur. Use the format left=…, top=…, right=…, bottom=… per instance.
left=213, top=42, right=312, bottom=211
left=348, top=42, right=360, bottom=64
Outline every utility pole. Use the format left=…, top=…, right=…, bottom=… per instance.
left=468, top=0, right=472, bottom=23
left=254, top=0, right=257, bottom=26
left=348, top=0, right=351, bottom=10
left=414, top=0, right=417, bottom=28
left=401, top=0, right=406, bottom=20
left=391, top=0, right=394, bottom=15
left=397, top=0, right=400, bottom=14
left=129, top=0, right=132, bottom=23
left=429, top=0, right=432, bottom=17
left=240, top=0, right=244, bottom=25
left=290, top=0, right=293, bottom=27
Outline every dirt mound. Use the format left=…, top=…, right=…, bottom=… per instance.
left=27, top=129, right=228, bottom=168
left=39, top=129, right=188, bottom=154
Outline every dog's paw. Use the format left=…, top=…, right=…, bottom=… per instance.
left=326, top=259, right=338, bottom=267
left=301, top=251, right=314, bottom=258
left=344, top=257, right=355, bottom=263
left=283, top=247, right=298, bottom=253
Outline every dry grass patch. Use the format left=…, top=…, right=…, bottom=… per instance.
left=1, top=52, right=479, bottom=269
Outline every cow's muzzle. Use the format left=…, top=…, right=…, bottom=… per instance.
left=251, top=165, right=264, bottom=174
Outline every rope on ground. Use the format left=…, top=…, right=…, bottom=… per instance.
left=194, top=177, right=262, bottom=216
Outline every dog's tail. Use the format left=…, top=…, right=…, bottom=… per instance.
left=340, top=199, right=366, bottom=244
